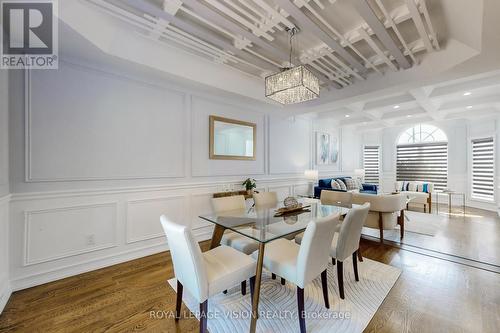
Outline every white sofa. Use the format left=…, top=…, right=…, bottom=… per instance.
left=395, top=181, right=434, bottom=213
left=352, top=193, right=406, bottom=241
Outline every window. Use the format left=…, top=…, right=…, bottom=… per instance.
left=397, top=124, right=448, bottom=190
left=364, top=146, right=380, bottom=185
left=471, top=138, right=495, bottom=201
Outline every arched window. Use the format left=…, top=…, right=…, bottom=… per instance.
left=398, top=124, right=447, bottom=145
left=397, top=124, right=448, bottom=190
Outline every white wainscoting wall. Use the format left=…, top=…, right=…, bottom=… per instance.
left=0, top=195, right=11, bottom=313
left=5, top=60, right=338, bottom=294
left=8, top=179, right=309, bottom=291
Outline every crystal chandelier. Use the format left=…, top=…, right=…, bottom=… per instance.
left=265, top=28, right=320, bottom=105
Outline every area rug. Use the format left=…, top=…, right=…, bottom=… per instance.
left=167, top=257, right=401, bottom=333
left=402, top=211, right=445, bottom=236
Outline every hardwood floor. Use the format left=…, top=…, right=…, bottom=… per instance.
left=0, top=240, right=500, bottom=333
left=364, top=204, right=500, bottom=267
left=1, top=236, right=499, bottom=333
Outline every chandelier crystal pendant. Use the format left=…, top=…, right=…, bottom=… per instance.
left=265, top=28, right=320, bottom=105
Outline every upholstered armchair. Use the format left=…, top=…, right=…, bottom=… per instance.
left=352, top=193, right=406, bottom=241
left=395, top=181, right=434, bottom=213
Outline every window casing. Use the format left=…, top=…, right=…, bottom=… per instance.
left=364, top=146, right=380, bottom=185
left=471, top=137, right=495, bottom=202
left=396, top=124, right=448, bottom=190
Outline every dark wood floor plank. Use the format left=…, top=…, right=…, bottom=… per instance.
left=1, top=219, right=500, bottom=332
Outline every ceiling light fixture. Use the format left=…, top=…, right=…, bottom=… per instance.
left=407, top=115, right=412, bottom=118
left=345, top=114, right=350, bottom=118
left=265, top=27, right=319, bottom=105
left=466, top=106, right=473, bottom=109
left=463, top=92, right=472, bottom=96
left=394, top=105, right=400, bottom=109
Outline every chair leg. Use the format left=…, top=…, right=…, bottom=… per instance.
left=281, top=278, right=286, bottom=285
left=337, top=261, right=344, bottom=300
left=199, top=300, right=208, bottom=333
left=297, top=287, right=306, bottom=333
left=272, top=273, right=277, bottom=280
left=378, top=212, right=384, bottom=243
left=357, top=248, right=363, bottom=262
left=320, top=269, right=330, bottom=309
left=399, top=210, right=405, bottom=239
left=331, top=257, right=336, bottom=265
left=223, top=290, right=227, bottom=294
left=241, top=280, right=246, bottom=295
left=352, top=252, right=359, bottom=282
left=175, top=280, right=183, bottom=321
left=249, top=276, right=256, bottom=305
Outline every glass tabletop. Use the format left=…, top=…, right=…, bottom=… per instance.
left=199, top=201, right=349, bottom=243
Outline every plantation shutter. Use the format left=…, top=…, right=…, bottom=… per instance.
left=396, top=142, right=448, bottom=190
left=471, top=138, right=495, bottom=201
left=364, top=146, right=380, bottom=185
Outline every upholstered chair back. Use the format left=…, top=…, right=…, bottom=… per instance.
left=295, top=213, right=339, bottom=288
left=160, top=216, right=208, bottom=303
left=352, top=193, right=405, bottom=212
left=320, top=190, right=353, bottom=207
left=211, top=195, right=246, bottom=213
left=336, top=203, right=370, bottom=261
left=253, top=191, right=278, bottom=208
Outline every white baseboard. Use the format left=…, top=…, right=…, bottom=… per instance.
left=0, top=279, right=12, bottom=314
left=10, top=226, right=213, bottom=292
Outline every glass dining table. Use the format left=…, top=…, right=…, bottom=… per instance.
left=199, top=200, right=350, bottom=333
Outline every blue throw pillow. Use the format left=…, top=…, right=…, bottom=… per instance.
left=422, top=183, right=428, bottom=193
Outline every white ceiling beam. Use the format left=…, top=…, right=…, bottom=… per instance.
left=429, top=73, right=500, bottom=98
left=247, top=0, right=295, bottom=29
left=438, top=94, right=500, bottom=111
left=122, top=0, right=279, bottom=71
left=309, top=60, right=349, bottom=86
left=204, top=0, right=274, bottom=40
left=357, top=28, right=398, bottom=71
left=408, top=88, right=439, bottom=120
left=305, top=65, right=343, bottom=89
left=316, top=58, right=351, bottom=84
left=363, top=93, right=416, bottom=110
left=444, top=107, right=499, bottom=120
left=90, top=1, right=265, bottom=74
left=294, top=0, right=378, bottom=75
left=381, top=107, right=427, bottom=119
left=374, top=0, right=416, bottom=64
left=274, top=0, right=367, bottom=74
left=181, top=0, right=288, bottom=61
left=405, top=0, right=433, bottom=53
left=352, top=0, right=411, bottom=69
left=417, top=0, right=439, bottom=50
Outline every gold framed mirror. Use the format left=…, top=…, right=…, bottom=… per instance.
left=209, top=115, right=256, bottom=160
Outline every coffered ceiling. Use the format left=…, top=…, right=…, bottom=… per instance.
left=85, top=0, right=439, bottom=86
left=316, top=69, right=500, bottom=129
left=58, top=0, right=500, bottom=124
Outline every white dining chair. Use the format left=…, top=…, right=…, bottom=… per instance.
left=253, top=191, right=286, bottom=283
left=296, top=203, right=370, bottom=300
left=212, top=195, right=259, bottom=295
left=320, top=190, right=353, bottom=207
left=253, top=191, right=278, bottom=208
left=160, top=216, right=256, bottom=333
left=329, top=203, right=370, bottom=299
left=252, top=213, right=339, bottom=333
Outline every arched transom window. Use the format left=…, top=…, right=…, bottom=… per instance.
left=398, top=124, right=447, bottom=145
left=397, top=124, right=448, bottom=190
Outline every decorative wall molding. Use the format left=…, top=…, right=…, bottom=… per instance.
left=125, top=195, right=185, bottom=244
left=10, top=225, right=213, bottom=291
left=23, top=202, right=119, bottom=266
left=24, top=65, right=187, bottom=182
left=10, top=176, right=308, bottom=202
